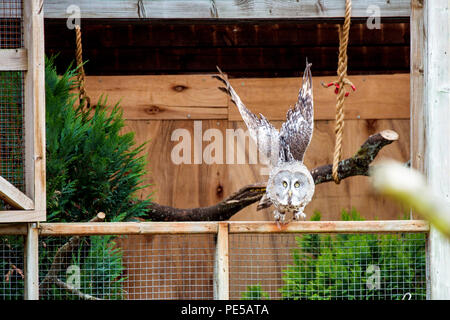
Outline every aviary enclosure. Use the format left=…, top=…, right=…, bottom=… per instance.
left=0, top=0, right=449, bottom=300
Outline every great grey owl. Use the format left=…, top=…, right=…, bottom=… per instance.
left=214, top=62, right=315, bottom=223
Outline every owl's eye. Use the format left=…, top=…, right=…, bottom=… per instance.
left=282, top=181, right=288, bottom=188
left=294, top=181, right=300, bottom=188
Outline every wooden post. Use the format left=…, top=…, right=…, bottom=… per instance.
left=410, top=0, right=426, bottom=175
left=23, top=0, right=46, bottom=219
left=24, top=223, right=39, bottom=300
left=214, top=222, right=229, bottom=300
left=423, top=0, right=450, bottom=300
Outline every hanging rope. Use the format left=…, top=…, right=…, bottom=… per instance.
left=322, top=0, right=355, bottom=184
left=75, top=25, right=90, bottom=108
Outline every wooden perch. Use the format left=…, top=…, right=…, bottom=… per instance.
left=145, top=130, right=399, bottom=221
left=39, top=212, right=105, bottom=298
left=53, top=278, right=102, bottom=300
left=0, top=176, right=34, bottom=210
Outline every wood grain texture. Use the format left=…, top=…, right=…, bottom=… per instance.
left=409, top=0, right=425, bottom=220
left=24, top=223, right=39, bottom=300
left=410, top=0, right=425, bottom=174
left=424, top=0, right=450, bottom=300
left=24, top=0, right=46, bottom=221
left=0, top=176, right=34, bottom=210
left=43, top=0, right=410, bottom=19
left=228, top=74, right=410, bottom=121
left=214, top=222, right=229, bottom=300
left=44, top=20, right=410, bottom=77
left=229, top=220, right=429, bottom=233
left=123, top=118, right=410, bottom=222
left=45, top=21, right=409, bottom=49
left=0, top=49, right=27, bottom=71
left=85, top=74, right=409, bottom=120
left=38, top=221, right=218, bottom=235
left=50, top=45, right=410, bottom=76
left=85, top=75, right=228, bottom=120
left=0, top=210, right=45, bottom=223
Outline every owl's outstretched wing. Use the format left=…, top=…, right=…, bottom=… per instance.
left=279, top=61, right=314, bottom=162
left=214, top=67, right=279, bottom=165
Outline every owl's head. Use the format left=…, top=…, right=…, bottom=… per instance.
left=266, top=161, right=315, bottom=209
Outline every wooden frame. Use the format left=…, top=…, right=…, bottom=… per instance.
left=0, top=220, right=431, bottom=236
left=43, top=0, right=410, bottom=19
left=0, top=0, right=46, bottom=223
left=415, top=0, right=450, bottom=300
left=0, top=0, right=446, bottom=300
left=84, top=74, right=410, bottom=121
left=0, top=220, right=430, bottom=300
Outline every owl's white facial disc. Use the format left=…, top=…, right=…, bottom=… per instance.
left=267, top=162, right=315, bottom=213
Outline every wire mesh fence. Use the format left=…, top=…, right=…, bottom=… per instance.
left=230, top=233, right=427, bottom=300
left=0, top=226, right=428, bottom=300
left=0, top=71, right=25, bottom=200
left=0, top=235, right=24, bottom=300
left=0, top=0, right=23, bottom=49
left=37, top=234, right=216, bottom=300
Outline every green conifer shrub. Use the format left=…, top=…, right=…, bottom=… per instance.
left=242, top=209, right=427, bottom=300
left=0, top=58, right=151, bottom=299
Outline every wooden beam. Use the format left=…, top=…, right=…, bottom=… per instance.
left=0, top=210, right=46, bottom=223
left=410, top=0, right=426, bottom=220
left=0, top=176, right=34, bottom=210
left=38, top=221, right=219, bottom=235
left=85, top=74, right=410, bottom=120
left=85, top=74, right=228, bottom=120
left=228, top=220, right=430, bottom=233
left=0, top=221, right=430, bottom=236
left=0, top=223, right=27, bottom=235
left=0, top=49, right=27, bottom=71
left=228, top=74, right=410, bottom=121
left=214, top=222, right=229, bottom=300
left=410, top=0, right=425, bottom=174
left=423, top=0, right=450, bottom=300
left=24, top=0, right=46, bottom=220
left=43, top=0, right=410, bottom=19
left=24, top=223, right=39, bottom=300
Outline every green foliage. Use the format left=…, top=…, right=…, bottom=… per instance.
left=45, top=57, right=150, bottom=222
left=0, top=71, right=25, bottom=200
left=40, top=236, right=126, bottom=300
left=0, top=58, right=150, bottom=299
left=241, top=284, right=269, bottom=300
left=243, top=209, right=427, bottom=300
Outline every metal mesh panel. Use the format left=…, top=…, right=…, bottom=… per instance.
left=0, top=71, right=25, bottom=197
left=0, top=230, right=430, bottom=300
left=38, top=234, right=216, bottom=300
left=230, top=233, right=427, bottom=300
left=0, top=236, right=24, bottom=300
left=0, top=0, right=23, bottom=49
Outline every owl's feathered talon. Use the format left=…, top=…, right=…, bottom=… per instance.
left=273, top=210, right=287, bottom=225
left=294, top=211, right=306, bottom=221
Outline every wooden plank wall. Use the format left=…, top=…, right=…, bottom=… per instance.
left=85, top=71, right=410, bottom=300
left=44, top=21, right=410, bottom=77
left=84, top=73, right=411, bottom=222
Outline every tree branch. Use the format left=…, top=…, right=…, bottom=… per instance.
left=52, top=277, right=103, bottom=300
left=39, top=212, right=106, bottom=297
left=144, top=130, right=399, bottom=221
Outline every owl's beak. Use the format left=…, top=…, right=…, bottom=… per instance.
left=288, top=190, right=293, bottom=197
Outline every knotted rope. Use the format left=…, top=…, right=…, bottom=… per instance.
left=322, top=0, right=355, bottom=184
left=75, top=25, right=90, bottom=108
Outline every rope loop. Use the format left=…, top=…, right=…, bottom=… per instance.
left=324, top=0, right=353, bottom=184
left=75, top=25, right=91, bottom=109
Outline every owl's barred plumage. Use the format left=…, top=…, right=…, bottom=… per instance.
left=214, top=62, right=315, bottom=222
